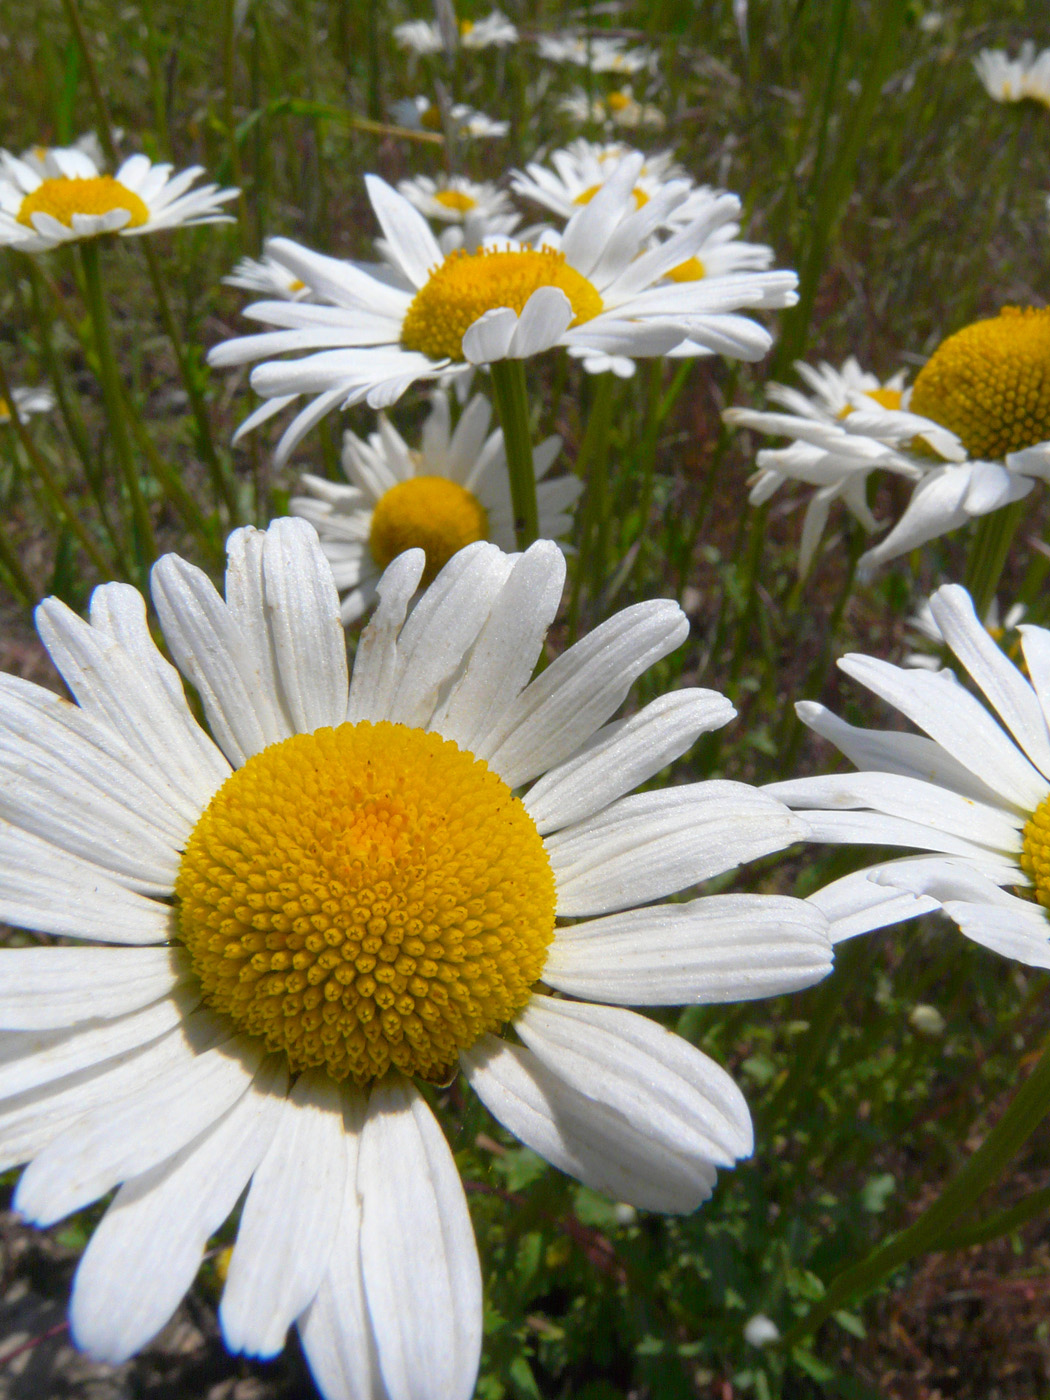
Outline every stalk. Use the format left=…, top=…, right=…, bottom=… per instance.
left=489, top=360, right=538, bottom=549
left=965, top=499, right=1026, bottom=621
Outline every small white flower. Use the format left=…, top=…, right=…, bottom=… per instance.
left=560, top=86, right=667, bottom=131
left=396, top=174, right=520, bottom=248
left=908, top=1004, right=946, bottom=1037
left=394, top=10, right=517, bottom=52
left=223, top=254, right=312, bottom=301
left=389, top=95, right=509, bottom=139
left=0, top=519, right=831, bottom=1397
left=537, top=32, right=656, bottom=75
left=744, top=1314, right=781, bottom=1347
left=974, top=42, right=1050, bottom=108
left=210, top=158, right=797, bottom=461
left=290, top=388, right=580, bottom=622
left=0, top=385, right=55, bottom=425
left=768, top=584, right=1050, bottom=967
left=0, top=148, right=237, bottom=252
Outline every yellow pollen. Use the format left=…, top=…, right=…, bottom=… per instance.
left=401, top=247, right=604, bottom=363
left=369, top=476, right=489, bottom=584
left=420, top=104, right=444, bottom=131
left=666, top=256, right=707, bottom=283
left=17, top=175, right=149, bottom=231
left=573, top=183, right=649, bottom=209
left=459, top=18, right=474, bottom=34
left=434, top=188, right=479, bottom=214
left=607, top=90, right=633, bottom=112
left=836, top=386, right=904, bottom=419
left=288, top=278, right=305, bottom=291
left=1020, top=792, right=1050, bottom=909
left=909, top=307, right=1050, bottom=459
left=176, top=721, right=556, bottom=1086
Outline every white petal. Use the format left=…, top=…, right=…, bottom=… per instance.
left=462, top=307, right=518, bottom=363
left=805, top=863, right=941, bottom=943
left=431, top=542, right=565, bottom=752
left=462, top=1034, right=720, bottom=1213
left=548, top=782, right=805, bottom=916
left=69, top=1056, right=289, bottom=1364
left=221, top=1069, right=347, bottom=1358
left=1019, top=624, right=1050, bottom=737
left=365, top=175, right=443, bottom=288
left=474, top=600, right=689, bottom=788
left=507, top=287, right=573, bottom=356
left=543, top=894, right=832, bottom=1003
left=524, top=689, right=734, bottom=834
left=346, top=551, right=427, bottom=723
left=940, top=897, right=1050, bottom=968
left=358, top=1077, right=482, bottom=1400
left=0, top=946, right=185, bottom=1030
left=16, top=1019, right=258, bottom=1225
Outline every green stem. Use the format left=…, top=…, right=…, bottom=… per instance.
left=489, top=360, right=538, bottom=549
left=780, top=1030, right=1050, bottom=1349
left=567, top=373, right=617, bottom=638
left=140, top=239, right=238, bottom=518
left=934, top=1182, right=1050, bottom=1253
left=964, top=498, right=1026, bottom=621
left=79, top=240, right=157, bottom=584
left=0, top=351, right=111, bottom=581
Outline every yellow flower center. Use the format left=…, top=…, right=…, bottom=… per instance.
left=574, top=183, right=650, bottom=209
left=607, top=90, right=633, bottom=112
left=836, top=386, right=904, bottom=420
left=459, top=18, right=474, bottom=34
left=16, top=175, right=149, bottom=231
left=666, top=256, right=707, bottom=283
left=433, top=188, right=479, bottom=214
left=288, top=278, right=305, bottom=291
left=176, top=721, right=556, bottom=1086
left=369, top=475, right=489, bottom=584
left=401, top=247, right=604, bottom=362
left=0, top=400, right=9, bottom=424
left=1020, top=792, right=1050, bottom=909
left=421, top=104, right=444, bottom=132
left=909, top=307, right=1050, bottom=459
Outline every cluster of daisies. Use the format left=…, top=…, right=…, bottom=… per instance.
left=6, top=26, right=1050, bottom=1400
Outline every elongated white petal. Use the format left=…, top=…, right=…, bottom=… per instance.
left=365, top=175, right=443, bottom=289
left=461, top=307, right=518, bottom=363
left=358, top=1077, right=482, bottom=1400
left=475, top=600, right=689, bottom=788
left=345, top=551, right=427, bottom=722
left=525, top=689, right=734, bottom=834
left=544, top=894, right=831, bottom=1003
left=70, top=1057, right=289, bottom=1364
left=0, top=946, right=185, bottom=1030
left=463, top=1034, right=720, bottom=1213
left=549, top=782, right=804, bottom=915
left=805, top=863, right=941, bottom=942
left=221, top=1069, right=347, bottom=1358
left=941, top=898, right=1050, bottom=968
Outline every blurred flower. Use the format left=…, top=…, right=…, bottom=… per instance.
left=395, top=9, right=517, bottom=52
left=390, top=95, right=509, bottom=138
left=537, top=32, right=656, bottom=75
left=210, top=158, right=798, bottom=459
left=224, top=254, right=311, bottom=301
left=396, top=173, right=519, bottom=249
left=904, top=594, right=1025, bottom=670
left=974, top=42, right=1050, bottom=107
left=0, top=148, right=237, bottom=253
left=768, top=583, right=1050, bottom=966
left=0, top=519, right=831, bottom=1397
left=560, top=86, right=667, bottom=131
left=290, top=389, right=578, bottom=622
left=0, top=385, right=55, bottom=425
left=908, top=1004, right=946, bottom=1036
left=743, top=1315, right=781, bottom=1347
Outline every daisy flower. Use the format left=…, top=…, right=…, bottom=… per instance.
left=394, top=10, right=518, bottom=53
left=767, top=584, right=1050, bottom=968
left=224, top=253, right=312, bottom=301
left=974, top=42, right=1050, bottom=108
left=0, top=385, right=55, bottom=425
left=0, top=148, right=237, bottom=253
left=389, top=96, right=510, bottom=139
left=560, top=87, right=667, bottom=131
left=396, top=174, right=520, bottom=250
left=291, top=388, right=580, bottom=622
left=723, top=358, right=954, bottom=575
left=537, top=32, right=656, bottom=75
left=0, top=518, right=831, bottom=1396
left=209, top=158, right=798, bottom=460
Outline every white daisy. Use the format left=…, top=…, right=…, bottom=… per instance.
left=224, top=253, right=312, bottom=301
left=291, top=389, right=580, bottom=622
left=394, top=10, right=518, bottom=53
left=724, top=358, right=956, bottom=575
left=396, top=174, right=520, bottom=251
left=389, top=95, right=510, bottom=139
left=537, top=32, right=656, bottom=75
left=209, top=158, right=798, bottom=461
left=974, top=42, right=1050, bottom=108
left=767, top=584, right=1050, bottom=965
left=0, top=148, right=237, bottom=253
left=0, top=385, right=55, bottom=425
left=0, top=518, right=831, bottom=1396
left=560, top=87, right=667, bottom=131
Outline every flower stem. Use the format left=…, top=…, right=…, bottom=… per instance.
left=964, top=498, right=1026, bottom=621
left=489, top=359, right=537, bottom=549
left=779, top=1028, right=1050, bottom=1349
left=79, top=240, right=157, bottom=585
